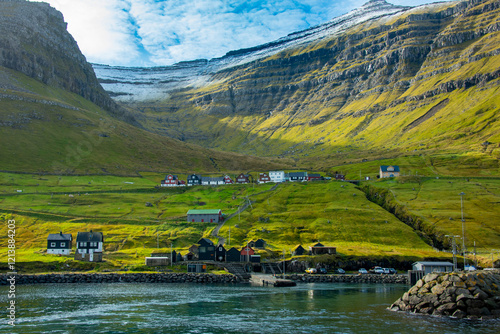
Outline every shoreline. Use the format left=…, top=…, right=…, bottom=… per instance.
left=0, top=272, right=408, bottom=285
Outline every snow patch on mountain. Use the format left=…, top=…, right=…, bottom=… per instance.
left=93, top=1, right=427, bottom=102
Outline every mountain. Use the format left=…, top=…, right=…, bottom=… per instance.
left=0, top=0, right=287, bottom=174
left=95, top=0, right=500, bottom=171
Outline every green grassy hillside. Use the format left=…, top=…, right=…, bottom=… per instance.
left=1, top=172, right=498, bottom=272
left=0, top=66, right=289, bottom=174
left=128, top=0, right=500, bottom=171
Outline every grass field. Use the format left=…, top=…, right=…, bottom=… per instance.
left=0, top=170, right=498, bottom=272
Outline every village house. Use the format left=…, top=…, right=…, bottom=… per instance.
left=307, top=173, right=323, bottom=181
left=75, top=231, right=104, bottom=262
left=258, top=173, right=271, bottom=184
left=289, top=172, right=308, bottom=182
left=235, top=173, right=251, bottom=184
left=333, top=171, right=345, bottom=180
left=240, top=245, right=255, bottom=262
left=292, top=245, right=306, bottom=256
left=215, top=244, right=226, bottom=262
left=47, top=232, right=72, bottom=255
left=201, top=176, right=226, bottom=186
left=197, top=238, right=216, bottom=261
left=380, top=165, right=400, bottom=178
left=161, top=174, right=183, bottom=187
left=309, top=242, right=336, bottom=255
left=224, top=175, right=234, bottom=184
left=225, top=247, right=241, bottom=262
left=187, top=209, right=223, bottom=223
left=269, top=171, right=285, bottom=183
left=248, top=239, right=267, bottom=249
left=187, top=174, right=202, bottom=186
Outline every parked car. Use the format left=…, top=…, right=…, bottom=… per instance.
left=358, top=268, right=368, bottom=274
left=388, top=268, right=397, bottom=274
left=383, top=268, right=391, bottom=274
left=373, top=267, right=384, bottom=274
left=334, top=268, right=345, bottom=274
left=305, top=268, right=317, bottom=274
left=319, top=268, right=328, bottom=274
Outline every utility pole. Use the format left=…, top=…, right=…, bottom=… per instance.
left=446, top=235, right=460, bottom=271
left=282, top=249, right=286, bottom=279
left=460, top=192, right=466, bottom=270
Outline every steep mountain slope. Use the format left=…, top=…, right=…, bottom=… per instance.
left=97, top=0, right=500, bottom=171
left=0, top=0, right=287, bottom=174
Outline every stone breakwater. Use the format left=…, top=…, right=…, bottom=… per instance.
left=389, top=271, right=500, bottom=319
left=285, top=273, right=408, bottom=284
left=0, top=273, right=240, bottom=285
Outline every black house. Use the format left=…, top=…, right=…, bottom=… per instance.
left=215, top=244, right=226, bottom=262
left=226, top=247, right=241, bottom=262
left=254, top=239, right=266, bottom=249
left=289, top=172, right=307, bottom=182
left=187, top=174, right=202, bottom=186
left=197, top=238, right=215, bottom=261
left=293, top=245, right=306, bottom=256
left=75, top=231, right=104, bottom=262
left=47, top=232, right=72, bottom=255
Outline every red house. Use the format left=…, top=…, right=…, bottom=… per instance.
left=240, top=245, right=254, bottom=261
left=161, top=174, right=181, bottom=187
left=224, top=175, right=234, bottom=184
left=258, top=173, right=271, bottom=184
left=308, top=174, right=322, bottom=181
left=236, top=173, right=250, bottom=184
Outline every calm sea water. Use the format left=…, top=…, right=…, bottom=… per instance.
left=0, top=282, right=498, bottom=333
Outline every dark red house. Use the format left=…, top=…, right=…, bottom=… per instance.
left=258, top=173, right=271, bottom=184
left=236, top=173, right=250, bottom=184
left=161, top=174, right=181, bottom=187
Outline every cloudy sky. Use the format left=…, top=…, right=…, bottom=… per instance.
left=34, top=0, right=452, bottom=67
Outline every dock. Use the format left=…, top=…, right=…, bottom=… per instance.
left=250, top=274, right=296, bottom=287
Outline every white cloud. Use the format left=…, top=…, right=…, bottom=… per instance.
left=31, top=0, right=454, bottom=67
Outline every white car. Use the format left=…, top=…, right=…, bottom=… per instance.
left=358, top=268, right=368, bottom=274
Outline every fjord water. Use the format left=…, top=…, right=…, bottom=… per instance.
left=1, top=283, right=498, bottom=333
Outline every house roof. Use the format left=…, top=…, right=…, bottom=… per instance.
left=187, top=209, right=222, bottom=215
left=198, top=238, right=214, bottom=246
left=312, top=242, right=324, bottom=247
left=308, top=174, right=321, bottom=178
left=289, top=172, right=307, bottom=177
left=47, top=233, right=72, bottom=241
left=293, top=244, right=305, bottom=250
left=413, top=261, right=454, bottom=266
left=76, top=231, right=103, bottom=242
left=380, top=165, right=400, bottom=172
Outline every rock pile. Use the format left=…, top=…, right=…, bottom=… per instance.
left=286, top=273, right=408, bottom=284
left=389, top=271, right=500, bottom=319
left=0, top=273, right=240, bottom=285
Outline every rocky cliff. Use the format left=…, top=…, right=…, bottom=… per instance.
left=0, top=0, right=131, bottom=121
left=96, top=0, right=500, bottom=164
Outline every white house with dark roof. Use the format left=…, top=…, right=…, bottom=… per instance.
left=75, top=231, right=104, bottom=262
left=380, top=165, right=400, bottom=178
left=47, top=232, right=72, bottom=255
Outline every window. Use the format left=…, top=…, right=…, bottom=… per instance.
left=80, top=242, right=86, bottom=247
left=50, top=242, right=56, bottom=247
left=199, top=247, right=206, bottom=253
left=61, top=242, right=66, bottom=247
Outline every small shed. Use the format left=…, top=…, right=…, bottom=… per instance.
left=187, top=209, right=222, bottom=223
left=293, top=245, right=306, bottom=256
left=309, top=242, right=336, bottom=255
left=145, top=257, right=170, bottom=266
left=412, top=261, right=454, bottom=275
left=254, top=239, right=266, bottom=249
left=47, top=232, right=72, bottom=255
left=226, top=247, right=241, bottom=262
